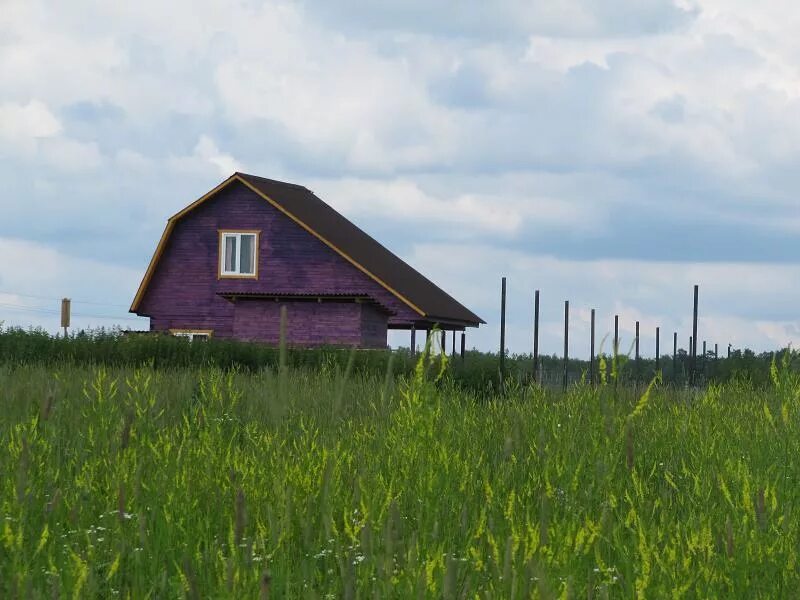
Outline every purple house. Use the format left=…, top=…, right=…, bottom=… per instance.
left=130, top=173, right=484, bottom=348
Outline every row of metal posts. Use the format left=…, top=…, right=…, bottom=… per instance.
left=499, top=280, right=708, bottom=391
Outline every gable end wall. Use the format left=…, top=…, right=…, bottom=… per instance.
left=137, top=181, right=417, bottom=345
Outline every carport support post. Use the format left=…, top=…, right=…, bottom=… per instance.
left=441, top=330, right=446, bottom=354
left=500, top=276, right=507, bottom=394
left=452, top=330, right=456, bottom=360
left=410, top=326, right=416, bottom=358
left=562, top=300, right=569, bottom=391
left=460, top=332, right=466, bottom=365
left=533, top=290, right=540, bottom=383
left=590, top=308, right=596, bottom=386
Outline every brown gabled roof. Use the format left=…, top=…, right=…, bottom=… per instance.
left=130, top=172, right=484, bottom=326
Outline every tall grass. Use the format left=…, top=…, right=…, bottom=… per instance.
left=0, top=326, right=791, bottom=390
left=1, top=344, right=799, bottom=597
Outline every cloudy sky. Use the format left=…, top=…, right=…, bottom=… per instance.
left=2, top=0, right=800, bottom=356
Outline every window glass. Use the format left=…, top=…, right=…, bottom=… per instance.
left=224, top=235, right=237, bottom=272
left=240, top=234, right=255, bottom=274
left=220, top=231, right=258, bottom=276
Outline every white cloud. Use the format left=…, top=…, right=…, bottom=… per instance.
left=311, top=176, right=606, bottom=237
left=193, top=135, right=242, bottom=177
left=0, top=99, right=103, bottom=171
left=212, top=4, right=454, bottom=172
left=39, top=137, right=103, bottom=171
left=115, top=148, right=153, bottom=171
left=0, top=100, right=62, bottom=142
left=310, top=0, right=698, bottom=38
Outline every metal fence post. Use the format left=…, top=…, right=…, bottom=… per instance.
left=673, top=331, right=678, bottom=385
left=590, top=308, right=596, bottom=386
left=691, top=284, right=699, bottom=384
left=533, top=290, right=540, bottom=383
left=563, top=300, right=569, bottom=391
left=500, top=277, right=507, bottom=393
left=656, top=326, right=660, bottom=375
left=635, top=320, right=640, bottom=384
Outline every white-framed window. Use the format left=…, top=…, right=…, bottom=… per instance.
left=170, top=329, right=212, bottom=342
left=219, top=231, right=259, bottom=278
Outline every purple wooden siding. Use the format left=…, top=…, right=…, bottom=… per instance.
left=360, top=303, right=388, bottom=348
left=137, top=181, right=414, bottom=346
left=231, top=299, right=387, bottom=348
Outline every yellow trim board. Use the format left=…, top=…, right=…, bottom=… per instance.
left=130, top=174, right=426, bottom=317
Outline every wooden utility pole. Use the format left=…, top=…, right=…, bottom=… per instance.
left=60, top=298, right=71, bottom=337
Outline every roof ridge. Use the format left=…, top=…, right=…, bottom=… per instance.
left=236, top=172, right=308, bottom=192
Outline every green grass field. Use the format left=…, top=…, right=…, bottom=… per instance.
left=1, top=349, right=799, bottom=598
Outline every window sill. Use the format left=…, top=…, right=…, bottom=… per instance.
left=218, top=273, right=259, bottom=280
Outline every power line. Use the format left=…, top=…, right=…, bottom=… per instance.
left=0, top=302, right=145, bottom=322
left=0, top=290, right=131, bottom=309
